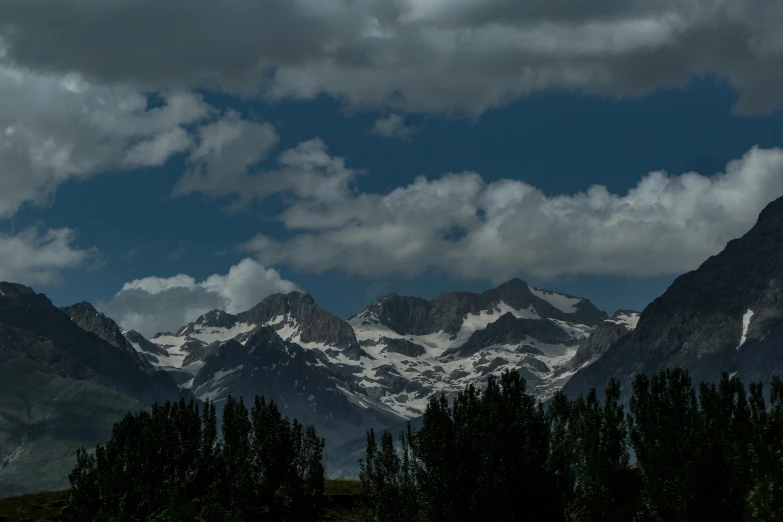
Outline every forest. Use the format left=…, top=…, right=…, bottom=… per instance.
left=51, top=369, right=783, bottom=521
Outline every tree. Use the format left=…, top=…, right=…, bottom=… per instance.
left=62, top=395, right=325, bottom=521
left=546, top=391, right=576, bottom=520
left=746, top=378, right=783, bottom=520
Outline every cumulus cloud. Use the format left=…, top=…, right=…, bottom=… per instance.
left=371, top=114, right=415, bottom=140
left=1, top=1, right=783, bottom=114
left=0, top=63, right=213, bottom=217
left=226, top=141, right=783, bottom=281
left=0, top=226, right=97, bottom=285
left=98, top=258, right=299, bottom=337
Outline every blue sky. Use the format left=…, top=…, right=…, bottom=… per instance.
left=2, top=1, right=783, bottom=336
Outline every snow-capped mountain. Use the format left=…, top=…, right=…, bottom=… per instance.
left=129, top=292, right=402, bottom=447
left=125, top=279, right=611, bottom=442
left=345, top=279, right=608, bottom=416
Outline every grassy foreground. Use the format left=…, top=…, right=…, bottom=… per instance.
left=0, top=479, right=361, bottom=522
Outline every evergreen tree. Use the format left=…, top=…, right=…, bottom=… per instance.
left=410, top=393, right=457, bottom=522
left=629, top=369, right=711, bottom=522
left=546, top=391, right=576, bottom=520
left=220, top=396, right=253, bottom=516
left=746, top=378, right=783, bottom=520
left=597, top=379, right=634, bottom=522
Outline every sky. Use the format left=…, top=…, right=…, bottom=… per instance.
left=1, top=0, right=783, bottom=337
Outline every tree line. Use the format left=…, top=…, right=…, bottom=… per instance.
left=62, top=395, right=325, bottom=521
left=59, top=369, right=783, bottom=521
left=359, top=369, right=783, bottom=522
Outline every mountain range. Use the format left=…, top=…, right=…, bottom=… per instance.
left=2, top=194, right=783, bottom=494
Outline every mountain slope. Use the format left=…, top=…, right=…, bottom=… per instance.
left=563, top=195, right=783, bottom=400
left=185, top=326, right=403, bottom=447
left=60, top=302, right=153, bottom=373
left=0, top=358, right=144, bottom=497
left=0, top=283, right=183, bottom=406
left=0, top=283, right=190, bottom=496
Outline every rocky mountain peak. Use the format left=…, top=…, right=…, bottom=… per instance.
left=0, top=284, right=186, bottom=406
left=354, top=278, right=608, bottom=338
left=0, top=282, right=36, bottom=298
left=60, top=301, right=153, bottom=373
left=196, top=309, right=233, bottom=325
left=239, top=291, right=359, bottom=350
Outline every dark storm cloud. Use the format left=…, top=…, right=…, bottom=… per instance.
left=0, top=0, right=781, bottom=114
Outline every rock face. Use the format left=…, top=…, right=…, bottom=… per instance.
left=241, top=293, right=360, bottom=350
left=166, top=292, right=365, bottom=363
left=563, top=195, right=783, bottom=401
left=61, top=302, right=153, bottom=373
left=557, top=310, right=640, bottom=375
left=351, top=279, right=607, bottom=337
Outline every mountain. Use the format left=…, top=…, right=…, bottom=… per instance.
left=349, top=279, right=606, bottom=336
left=346, top=279, right=606, bottom=417
left=123, top=281, right=607, bottom=458
left=0, top=284, right=183, bottom=405
left=0, top=283, right=187, bottom=496
left=138, top=292, right=403, bottom=448
left=60, top=301, right=153, bottom=373
left=0, top=358, right=144, bottom=496
left=555, top=310, right=639, bottom=376
left=563, top=195, right=783, bottom=401
left=185, top=326, right=401, bottom=447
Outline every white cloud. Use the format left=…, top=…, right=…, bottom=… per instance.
left=0, top=63, right=213, bottom=217
left=99, top=258, right=299, bottom=337
left=231, top=143, right=783, bottom=281
left=371, top=114, right=415, bottom=140
left=0, top=226, right=97, bottom=285
left=2, top=1, right=782, bottom=114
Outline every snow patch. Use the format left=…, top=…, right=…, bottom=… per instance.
left=530, top=288, right=582, bottom=313
left=188, top=322, right=255, bottom=344
left=605, top=312, right=640, bottom=330
left=737, top=309, right=754, bottom=350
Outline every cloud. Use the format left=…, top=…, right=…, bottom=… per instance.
left=98, top=258, right=299, bottom=337
left=172, top=111, right=280, bottom=205
left=228, top=142, right=783, bottom=281
left=0, top=226, right=97, bottom=285
left=0, top=63, right=213, bottom=217
left=371, top=114, right=415, bottom=140
left=1, top=1, right=783, bottom=114
left=174, top=136, right=358, bottom=210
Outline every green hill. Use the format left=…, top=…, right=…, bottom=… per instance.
left=0, top=358, right=144, bottom=497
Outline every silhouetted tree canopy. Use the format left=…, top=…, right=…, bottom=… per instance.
left=61, top=395, right=325, bottom=522
left=360, top=369, right=783, bottom=522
